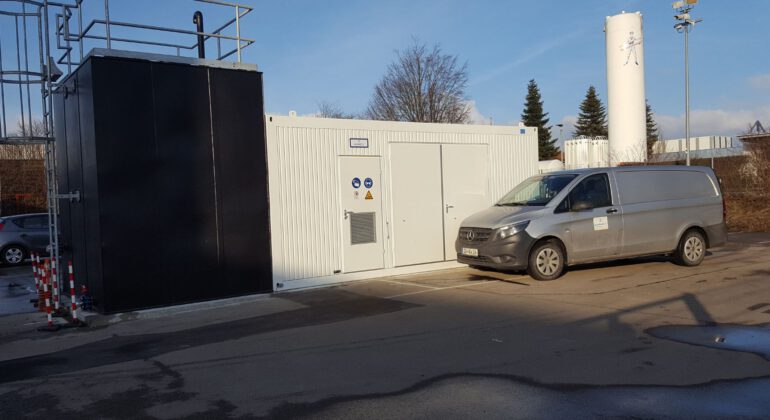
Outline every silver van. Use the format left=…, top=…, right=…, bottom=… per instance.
left=456, top=166, right=727, bottom=280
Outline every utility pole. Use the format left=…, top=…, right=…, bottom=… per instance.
left=673, top=0, right=702, bottom=166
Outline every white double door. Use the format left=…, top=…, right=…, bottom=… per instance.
left=390, top=143, right=490, bottom=266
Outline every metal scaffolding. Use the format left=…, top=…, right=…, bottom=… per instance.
left=0, top=0, right=255, bottom=301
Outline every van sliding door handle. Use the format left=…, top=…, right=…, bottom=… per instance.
left=606, top=208, right=619, bottom=214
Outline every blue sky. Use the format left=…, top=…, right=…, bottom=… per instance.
left=2, top=0, right=768, bottom=142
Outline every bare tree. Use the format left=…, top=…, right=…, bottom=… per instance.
left=366, top=41, right=470, bottom=123
left=317, top=101, right=357, bottom=119
left=0, top=119, right=46, bottom=160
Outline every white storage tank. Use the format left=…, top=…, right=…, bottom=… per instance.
left=605, top=11, right=646, bottom=165
left=265, top=114, right=538, bottom=291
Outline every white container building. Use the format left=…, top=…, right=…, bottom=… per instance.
left=564, top=137, right=610, bottom=169
left=265, top=115, right=538, bottom=291
left=652, top=136, right=734, bottom=154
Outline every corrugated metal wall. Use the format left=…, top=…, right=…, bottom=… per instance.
left=266, top=115, right=538, bottom=286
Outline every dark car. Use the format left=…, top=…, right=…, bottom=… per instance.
left=0, top=213, right=50, bottom=265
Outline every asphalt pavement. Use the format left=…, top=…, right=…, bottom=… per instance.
left=0, top=233, right=769, bottom=419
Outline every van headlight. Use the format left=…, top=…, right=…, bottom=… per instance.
left=493, top=220, right=530, bottom=241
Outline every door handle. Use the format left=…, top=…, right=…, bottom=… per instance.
left=606, top=208, right=619, bottom=214
left=445, top=204, right=454, bottom=213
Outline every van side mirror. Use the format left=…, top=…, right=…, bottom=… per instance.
left=571, top=201, right=594, bottom=211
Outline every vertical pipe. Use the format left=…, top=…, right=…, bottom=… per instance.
left=15, top=17, right=27, bottom=136
left=684, top=26, right=690, bottom=166
left=193, top=11, right=205, bottom=59
left=22, top=2, right=34, bottom=135
left=0, top=28, right=7, bottom=138
left=104, top=0, right=111, bottom=49
left=235, top=6, right=241, bottom=62
left=63, top=5, right=71, bottom=75
left=78, top=1, right=83, bottom=61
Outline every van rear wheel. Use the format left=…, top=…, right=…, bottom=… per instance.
left=674, top=230, right=706, bottom=266
left=527, top=240, right=565, bottom=281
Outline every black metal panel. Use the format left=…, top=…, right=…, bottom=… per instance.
left=76, top=61, right=104, bottom=308
left=150, top=63, right=219, bottom=303
left=210, top=68, right=272, bottom=295
left=92, top=58, right=164, bottom=312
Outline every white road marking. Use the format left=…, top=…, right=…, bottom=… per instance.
left=757, top=241, right=770, bottom=245
left=376, top=279, right=441, bottom=289
left=385, top=280, right=497, bottom=299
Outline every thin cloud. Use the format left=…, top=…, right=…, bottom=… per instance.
left=655, top=107, right=770, bottom=139
left=470, top=29, right=587, bottom=86
left=749, top=74, right=770, bottom=91
left=466, top=100, right=491, bottom=125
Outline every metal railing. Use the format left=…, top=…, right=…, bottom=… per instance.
left=52, top=0, right=255, bottom=75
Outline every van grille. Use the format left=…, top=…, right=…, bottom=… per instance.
left=458, top=227, right=493, bottom=243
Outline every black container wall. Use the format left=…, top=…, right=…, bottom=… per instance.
left=55, top=55, right=272, bottom=313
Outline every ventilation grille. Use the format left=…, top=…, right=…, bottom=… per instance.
left=350, top=212, right=376, bottom=245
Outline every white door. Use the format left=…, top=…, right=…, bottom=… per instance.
left=441, top=144, right=490, bottom=259
left=390, top=143, right=444, bottom=266
left=339, top=156, right=385, bottom=273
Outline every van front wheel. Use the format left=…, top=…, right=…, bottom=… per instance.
left=527, top=240, right=565, bottom=281
left=675, top=230, right=706, bottom=266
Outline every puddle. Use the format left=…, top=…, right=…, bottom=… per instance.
left=648, top=324, right=770, bottom=361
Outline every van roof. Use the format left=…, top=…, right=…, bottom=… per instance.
left=542, top=165, right=714, bottom=177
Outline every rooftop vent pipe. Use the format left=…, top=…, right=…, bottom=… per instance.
left=193, top=11, right=205, bottom=59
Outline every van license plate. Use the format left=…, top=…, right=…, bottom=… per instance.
left=462, top=248, right=479, bottom=257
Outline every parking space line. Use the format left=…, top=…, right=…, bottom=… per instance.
left=385, top=280, right=498, bottom=299
left=375, top=279, right=441, bottom=290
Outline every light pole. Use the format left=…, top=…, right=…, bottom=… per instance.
left=555, top=124, right=564, bottom=162
left=673, top=0, right=702, bottom=166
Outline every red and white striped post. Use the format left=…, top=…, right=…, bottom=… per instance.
left=41, top=265, right=53, bottom=328
left=31, top=253, right=38, bottom=292
left=51, top=258, right=60, bottom=311
left=37, top=255, right=46, bottom=312
left=68, top=261, right=78, bottom=321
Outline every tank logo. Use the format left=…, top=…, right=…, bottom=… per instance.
left=620, top=31, right=642, bottom=66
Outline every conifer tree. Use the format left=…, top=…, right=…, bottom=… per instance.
left=573, top=86, right=608, bottom=138
left=646, top=101, right=660, bottom=158
left=521, top=79, right=559, bottom=160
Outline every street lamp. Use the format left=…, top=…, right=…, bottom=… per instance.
left=555, top=123, right=564, bottom=162
left=673, top=0, right=703, bottom=166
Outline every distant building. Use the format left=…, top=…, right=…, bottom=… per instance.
left=650, top=135, right=744, bottom=163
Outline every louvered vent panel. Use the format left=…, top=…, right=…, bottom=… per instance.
left=350, top=212, right=376, bottom=245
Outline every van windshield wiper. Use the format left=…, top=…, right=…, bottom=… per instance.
left=498, top=202, right=527, bottom=206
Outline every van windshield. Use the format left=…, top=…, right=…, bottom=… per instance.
left=496, top=174, right=577, bottom=206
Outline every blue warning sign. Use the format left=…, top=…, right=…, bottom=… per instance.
left=364, top=177, right=373, bottom=189
left=352, top=177, right=361, bottom=189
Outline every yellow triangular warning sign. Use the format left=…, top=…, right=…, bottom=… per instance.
left=365, top=190, right=373, bottom=200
